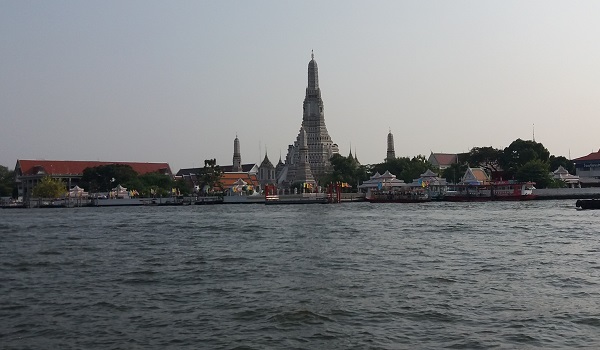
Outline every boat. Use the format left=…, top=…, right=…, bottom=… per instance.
left=444, top=181, right=536, bottom=202
left=367, top=188, right=430, bottom=203
left=575, top=199, right=600, bottom=210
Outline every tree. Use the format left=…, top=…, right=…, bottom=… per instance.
left=371, top=157, right=409, bottom=179
left=200, top=159, right=223, bottom=195
left=466, top=147, right=503, bottom=176
left=0, top=165, right=15, bottom=197
left=500, top=139, right=550, bottom=179
left=174, top=178, right=192, bottom=196
left=515, top=159, right=552, bottom=188
left=80, top=164, right=138, bottom=192
left=441, top=162, right=468, bottom=184
left=322, top=154, right=369, bottom=190
left=371, top=155, right=435, bottom=183
left=549, top=155, right=575, bottom=174
left=31, top=176, right=67, bottom=198
left=400, top=155, right=433, bottom=183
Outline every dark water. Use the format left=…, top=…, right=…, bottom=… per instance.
left=1, top=200, right=600, bottom=349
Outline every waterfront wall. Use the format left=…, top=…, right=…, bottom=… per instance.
left=533, top=188, right=600, bottom=200
left=341, top=193, right=365, bottom=202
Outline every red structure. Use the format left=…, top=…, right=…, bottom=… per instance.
left=327, top=182, right=342, bottom=203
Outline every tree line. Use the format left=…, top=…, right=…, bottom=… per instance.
left=0, top=138, right=581, bottom=199
left=79, top=164, right=191, bottom=197
left=320, top=138, right=575, bottom=190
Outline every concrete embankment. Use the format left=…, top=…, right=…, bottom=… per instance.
left=533, top=188, right=600, bottom=200
left=340, top=193, right=366, bottom=202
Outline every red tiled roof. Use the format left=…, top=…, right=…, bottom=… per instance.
left=573, top=150, right=600, bottom=162
left=430, top=153, right=458, bottom=166
left=17, top=160, right=172, bottom=176
left=216, top=172, right=259, bottom=189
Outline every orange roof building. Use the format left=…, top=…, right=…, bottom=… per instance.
left=15, top=159, right=172, bottom=199
left=216, top=172, right=259, bottom=192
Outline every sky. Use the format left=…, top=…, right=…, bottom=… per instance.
left=2, top=1, right=600, bottom=172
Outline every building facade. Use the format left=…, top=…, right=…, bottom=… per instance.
left=428, top=152, right=459, bottom=171
left=572, top=149, right=600, bottom=186
left=15, top=160, right=172, bottom=199
left=258, top=152, right=276, bottom=188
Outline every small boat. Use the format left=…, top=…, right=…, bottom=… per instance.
left=575, top=199, right=600, bottom=210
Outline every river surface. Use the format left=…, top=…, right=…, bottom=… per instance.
left=1, top=200, right=600, bottom=349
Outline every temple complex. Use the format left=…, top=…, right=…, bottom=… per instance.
left=280, top=52, right=338, bottom=187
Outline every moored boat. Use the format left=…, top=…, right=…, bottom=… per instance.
left=575, top=199, right=600, bottom=210
left=444, top=181, right=536, bottom=202
left=367, top=188, right=430, bottom=203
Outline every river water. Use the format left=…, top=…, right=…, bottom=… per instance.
left=1, top=200, right=600, bottom=349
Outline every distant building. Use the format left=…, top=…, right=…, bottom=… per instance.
left=573, top=149, right=600, bottom=178
left=386, top=130, right=396, bottom=161
left=232, top=135, right=242, bottom=172
left=176, top=135, right=258, bottom=192
left=291, top=127, right=316, bottom=186
left=428, top=152, right=459, bottom=171
left=218, top=172, right=259, bottom=194
left=282, top=52, right=337, bottom=186
left=551, top=166, right=580, bottom=188
left=275, top=155, right=285, bottom=182
left=573, top=150, right=600, bottom=187
left=258, top=151, right=276, bottom=188
left=15, top=159, right=172, bottom=199
left=348, top=147, right=360, bottom=165
left=461, top=167, right=490, bottom=185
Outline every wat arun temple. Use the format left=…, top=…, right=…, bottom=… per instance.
left=274, top=52, right=339, bottom=187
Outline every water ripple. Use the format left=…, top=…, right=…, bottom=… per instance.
left=1, top=200, right=600, bottom=349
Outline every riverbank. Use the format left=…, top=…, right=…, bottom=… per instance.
left=4, top=188, right=600, bottom=208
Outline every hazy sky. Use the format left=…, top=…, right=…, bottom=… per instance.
left=2, top=1, right=600, bottom=172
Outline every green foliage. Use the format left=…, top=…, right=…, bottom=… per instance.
left=371, top=155, right=435, bottom=183
left=466, top=147, right=503, bottom=175
left=0, top=165, right=15, bottom=197
left=501, top=139, right=550, bottom=178
left=547, top=178, right=567, bottom=189
left=549, top=155, right=575, bottom=174
left=80, top=164, right=138, bottom=192
left=200, top=159, right=223, bottom=195
left=515, top=159, right=552, bottom=188
left=32, top=176, right=67, bottom=198
left=79, top=164, right=182, bottom=196
left=321, top=154, right=369, bottom=189
left=441, top=163, right=468, bottom=184
left=174, top=178, right=192, bottom=196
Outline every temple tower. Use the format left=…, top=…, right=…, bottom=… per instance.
left=292, top=127, right=315, bottom=185
left=284, top=51, right=336, bottom=185
left=258, top=151, right=276, bottom=187
left=233, top=135, right=242, bottom=172
left=387, top=129, right=396, bottom=161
